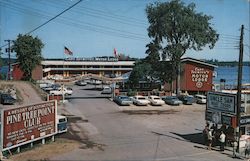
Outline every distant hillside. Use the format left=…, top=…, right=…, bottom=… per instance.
left=204, top=59, right=250, bottom=66
left=0, top=58, right=17, bottom=66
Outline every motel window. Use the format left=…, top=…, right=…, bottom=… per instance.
left=69, top=65, right=82, bottom=68
left=104, top=66, right=113, bottom=68
left=121, top=66, right=132, bottom=68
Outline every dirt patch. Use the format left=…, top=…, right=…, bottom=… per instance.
left=0, top=81, right=43, bottom=105
left=8, top=138, right=80, bottom=161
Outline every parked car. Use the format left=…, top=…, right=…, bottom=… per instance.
left=131, top=95, right=150, bottom=106
left=148, top=95, right=165, bottom=106
left=195, top=94, right=207, bottom=104
left=89, top=79, right=102, bottom=85
left=178, top=95, right=195, bottom=105
left=50, top=87, right=73, bottom=95
left=114, top=95, right=133, bottom=105
left=75, top=80, right=87, bottom=86
left=42, top=84, right=61, bottom=92
left=0, top=93, right=16, bottom=105
left=101, top=86, right=112, bottom=94
left=162, top=96, right=182, bottom=106
left=57, top=115, right=68, bottom=133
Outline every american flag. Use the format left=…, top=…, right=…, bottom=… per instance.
left=64, top=46, right=73, bottom=55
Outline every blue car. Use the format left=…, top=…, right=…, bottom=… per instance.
left=0, top=93, right=16, bottom=105
left=114, top=95, right=133, bottom=106
left=162, top=96, right=182, bottom=106
left=178, top=95, right=195, bottom=105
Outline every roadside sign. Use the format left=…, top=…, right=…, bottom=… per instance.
left=207, top=91, right=237, bottom=115
left=240, top=115, right=250, bottom=126
left=1, top=101, right=57, bottom=151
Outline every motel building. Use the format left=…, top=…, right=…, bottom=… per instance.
left=11, top=56, right=216, bottom=94
left=12, top=57, right=135, bottom=80
left=41, top=57, right=135, bottom=78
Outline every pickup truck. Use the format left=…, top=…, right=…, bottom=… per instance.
left=49, top=87, right=73, bottom=95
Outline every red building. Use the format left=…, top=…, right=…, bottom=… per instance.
left=12, top=63, right=43, bottom=80
left=165, top=57, right=216, bottom=94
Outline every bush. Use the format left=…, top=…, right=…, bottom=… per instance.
left=127, top=89, right=137, bottom=96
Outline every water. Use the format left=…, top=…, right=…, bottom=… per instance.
left=0, top=66, right=8, bottom=75
left=213, top=66, right=250, bottom=85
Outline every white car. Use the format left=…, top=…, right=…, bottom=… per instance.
left=131, top=95, right=150, bottom=106
left=50, top=87, right=73, bottom=95
left=101, top=86, right=112, bottom=94
left=148, top=95, right=165, bottom=106
left=195, top=94, right=207, bottom=104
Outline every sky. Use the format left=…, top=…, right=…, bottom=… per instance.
left=0, top=0, right=249, bottom=61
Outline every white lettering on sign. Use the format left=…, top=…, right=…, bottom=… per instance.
left=3, top=101, right=56, bottom=150
left=207, top=92, right=236, bottom=115
left=6, top=105, right=55, bottom=128
left=191, top=67, right=209, bottom=88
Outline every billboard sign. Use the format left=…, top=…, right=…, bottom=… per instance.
left=1, top=101, right=57, bottom=150
left=207, top=92, right=237, bottom=115
left=206, top=110, right=236, bottom=126
left=205, top=110, right=221, bottom=124
left=240, top=115, right=250, bottom=126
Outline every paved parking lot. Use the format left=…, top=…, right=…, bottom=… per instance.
left=53, top=85, right=244, bottom=161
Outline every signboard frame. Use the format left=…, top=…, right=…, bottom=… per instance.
left=0, top=100, right=57, bottom=151
left=207, top=91, right=237, bottom=115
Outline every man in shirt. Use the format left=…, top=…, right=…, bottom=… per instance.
left=207, top=129, right=213, bottom=150
left=219, top=131, right=226, bottom=151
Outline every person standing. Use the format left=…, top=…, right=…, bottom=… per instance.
left=219, top=131, right=226, bottom=151
left=207, top=129, right=213, bottom=150
left=203, top=125, right=209, bottom=146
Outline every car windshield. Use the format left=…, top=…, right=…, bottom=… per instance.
left=138, top=97, right=146, bottom=100
left=120, top=96, right=129, bottom=100
left=154, top=98, right=160, bottom=100
left=2, top=94, right=12, bottom=98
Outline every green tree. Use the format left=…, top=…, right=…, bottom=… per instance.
left=13, top=34, right=44, bottom=81
left=145, top=42, right=174, bottom=85
left=146, top=0, right=218, bottom=94
left=0, top=48, right=3, bottom=67
left=128, top=60, right=152, bottom=89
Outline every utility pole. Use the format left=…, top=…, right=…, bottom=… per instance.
left=236, top=24, right=244, bottom=153
left=4, top=40, right=12, bottom=80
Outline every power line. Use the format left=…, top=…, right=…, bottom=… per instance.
left=0, top=2, right=148, bottom=41
left=8, top=1, right=147, bottom=37
left=0, top=0, right=83, bottom=48
left=44, top=0, right=147, bottom=25
left=25, top=0, right=83, bottom=35
left=219, top=34, right=239, bottom=38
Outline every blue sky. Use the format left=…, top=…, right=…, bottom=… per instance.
left=0, top=0, right=249, bottom=61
